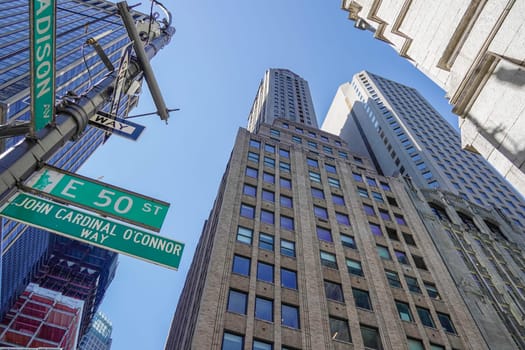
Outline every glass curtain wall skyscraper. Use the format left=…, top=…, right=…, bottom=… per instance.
left=0, top=0, right=148, bottom=318
left=165, top=69, right=488, bottom=349
left=323, top=71, right=525, bottom=235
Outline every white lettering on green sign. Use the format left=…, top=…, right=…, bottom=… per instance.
left=31, top=0, right=56, bottom=131
left=25, top=167, right=169, bottom=232
left=1, top=193, right=184, bottom=270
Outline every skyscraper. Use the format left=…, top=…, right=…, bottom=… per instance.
left=165, top=69, right=488, bottom=349
left=247, top=68, right=318, bottom=132
left=339, top=0, right=525, bottom=195
left=323, top=70, right=525, bottom=348
left=0, top=0, right=173, bottom=328
left=79, top=311, right=113, bottom=350
left=323, top=71, right=525, bottom=235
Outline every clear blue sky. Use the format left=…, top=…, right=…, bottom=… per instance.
left=78, top=1, right=457, bottom=349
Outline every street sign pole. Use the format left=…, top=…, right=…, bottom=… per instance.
left=0, top=192, right=184, bottom=270
left=30, top=0, right=56, bottom=133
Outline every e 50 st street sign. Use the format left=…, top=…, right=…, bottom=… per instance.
left=24, top=166, right=169, bottom=232
left=30, top=0, right=56, bottom=132
left=0, top=192, right=184, bottom=270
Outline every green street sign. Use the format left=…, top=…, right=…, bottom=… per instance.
left=24, top=166, right=169, bottom=232
left=30, top=0, right=56, bottom=132
left=0, top=192, right=184, bottom=270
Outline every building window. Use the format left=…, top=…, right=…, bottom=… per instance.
left=279, top=149, right=290, bottom=158
left=323, top=145, right=333, bottom=154
left=280, top=215, right=294, bottom=230
left=358, top=187, right=369, bottom=198
left=376, top=245, right=391, bottom=260
left=395, top=250, right=409, bottom=265
left=341, top=234, right=356, bottom=249
left=380, top=182, right=391, bottom=191
left=332, top=194, right=345, bottom=206
left=307, top=158, right=319, bottom=168
left=353, top=288, right=372, bottom=310
left=309, top=171, right=321, bottom=183
left=429, top=344, right=445, bottom=350
left=416, top=307, right=435, bottom=328
left=255, top=297, right=273, bottom=322
left=222, top=332, right=243, bottom=350
left=328, top=177, right=341, bottom=188
left=281, top=268, right=297, bottom=289
left=412, top=255, right=428, bottom=270
left=395, top=214, right=407, bottom=225
left=320, top=251, right=338, bottom=269
left=360, top=325, right=381, bottom=350
left=336, top=212, right=350, bottom=226
left=243, top=183, right=257, bottom=197
left=405, top=275, right=421, bottom=293
left=307, top=141, right=317, bottom=149
left=240, top=203, right=256, bottom=219
left=246, top=167, right=258, bottom=178
left=250, top=139, right=261, bottom=149
left=437, top=313, right=456, bottom=334
left=259, top=233, right=274, bottom=251
left=395, top=301, right=413, bottom=322
left=264, top=144, right=275, bottom=153
left=368, top=222, right=382, bottom=236
left=424, top=282, right=440, bottom=299
left=353, top=173, right=363, bottom=182
left=363, top=204, right=375, bottom=216
left=403, top=233, right=416, bottom=246
left=248, top=152, right=260, bottom=163
left=314, top=206, right=328, bottom=220
left=311, top=187, right=324, bottom=199
left=385, top=270, right=401, bottom=288
left=232, top=255, right=250, bottom=276
left=372, top=191, right=384, bottom=203
left=253, top=340, right=272, bottom=350
left=366, top=177, right=377, bottom=187
left=279, top=161, right=291, bottom=173
left=346, top=259, right=363, bottom=276
left=262, top=190, right=275, bottom=202
left=325, top=164, right=336, bottom=173
left=329, top=317, right=351, bottom=343
left=280, top=195, right=293, bottom=208
left=261, top=210, right=274, bottom=225
left=407, top=338, right=424, bottom=350
left=237, top=226, right=253, bottom=244
left=227, top=289, right=247, bottom=314
left=263, top=172, right=274, bottom=184
left=387, top=196, right=398, bottom=207
left=257, top=262, right=274, bottom=283
left=324, top=280, right=344, bottom=302
left=282, top=304, right=300, bottom=329
left=264, top=156, right=275, bottom=168
left=280, top=177, right=292, bottom=189
left=280, top=239, right=295, bottom=257
left=338, top=151, right=348, bottom=159
left=379, top=209, right=391, bottom=221
left=292, top=136, right=302, bottom=143
left=386, top=228, right=399, bottom=241
left=317, top=226, right=333, bottom=242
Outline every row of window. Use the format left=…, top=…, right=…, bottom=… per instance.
left=232, top=255, right=297, bottom=289
left=222, top=323, right=382, bottom=350
left=227, top=289, right=300, bottom=328
left=395, top=300, right=456, bottom=334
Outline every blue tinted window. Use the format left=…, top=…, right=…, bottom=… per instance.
left=232, top=255, right=250, bottom=276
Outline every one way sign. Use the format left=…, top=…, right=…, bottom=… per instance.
left=89, top=111, right=145, bottom=141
